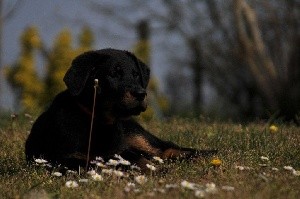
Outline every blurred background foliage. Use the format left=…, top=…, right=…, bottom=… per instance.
left=0, top=0, right=299, bottom=123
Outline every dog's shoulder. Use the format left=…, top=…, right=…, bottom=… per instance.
left=45, top=90, right=75, bottom=112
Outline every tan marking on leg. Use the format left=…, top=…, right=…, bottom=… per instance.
left=125, top=135, right=161, bottom=156
left=161, top=148, right=188, bottom=159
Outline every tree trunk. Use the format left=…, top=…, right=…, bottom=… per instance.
left=188, top=37, right=203, bottom=117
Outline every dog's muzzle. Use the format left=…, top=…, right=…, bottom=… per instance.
left=132, top=89, right=147, bottom=102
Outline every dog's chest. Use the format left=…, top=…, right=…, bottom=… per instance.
left=88, top=122, right=126, bottom=156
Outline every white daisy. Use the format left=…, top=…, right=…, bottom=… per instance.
left=235, top=165, right=245, bottom=171
left=260, top=156, right=269, bottom=161
left=52, top=172, right=62, bottom=177
left=101, top=169, right=113, bottom=175
left=65, top=180, right=79, bottom=188
left=205, top=182, right=217, bottom=194
left=96, top=162, right=106, bottom=168
left=292, top=170, right=300, bottom=176
left=96, top=156, right=104, bottom=162
left=34, top=158, right=48, bottom=164
left=135, top=175, right=147, bottom=184
left=78, top=179, right=89, bottom=183
left=113, top=170, right=124, bottom=177
left=106, top=159, right=119, bottom=166
left=124, top=182, right=136, bottom=192
left=283, top=166, right=294, bottom=171
left=146, top=164, right=157, bottom=171
left=91, top=173, right=103, bottom=181
left=130, top=165, right=141, bottom=170
left=195, top=190, right=205, bottom=198
left=181, top=180, right=196, bottom=190
left=114, top=154, right=124, bottom=160
left=87, top=170, right=97, bottom=176
left=118, top=159, right=131, bottom=166
left=271, top=167, right=279, bottom=171
left=221, top=186, right=235, bottom=191
left=165, top=184, right=178, bottom=189
left=153, top=156, right=164, bottom=164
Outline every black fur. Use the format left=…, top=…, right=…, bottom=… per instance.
left=25, top=48, right=217, bottom=172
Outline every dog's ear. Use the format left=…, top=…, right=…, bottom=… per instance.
left=63, top=51, right=109, bottom=96
left=125, top=51, right=150, bottom=88
left=137, top=59, right=150, bottom=88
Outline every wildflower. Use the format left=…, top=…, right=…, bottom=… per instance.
left=113, top=170, right=124, bottom=177
left=260, top=156, right=269, bottom=161
left=283, top=166, right=294, bottom=171
left=79, top=179, right=89, bottom=183
left=133, top=189, right=141, bottom=193
left=271, top=167, right=279, bottom=171
left=153, top=156, right=164, bottom=164
left=221, top=186, right=235, bottom=191
left=67, top=170, right=77, bottom=174
left=205, top=182, right=217, bottom=194
left=90, top=160, right=97, bottom=164
left=165, top=184, right=178, bottom=189
left=91, top=173, right=103, bottom=181
left=87, top=170, right=97, bottom=176
left=211, top=158, right=222, bottom=166
left=235, top=165, right=245, bottom=171
left=258, top=173, right=269, bottom=182
left=114, top=154, right=123, bottom=160
left=52, top=172, right=62, bottom=177
left=96, top=162, right=106, bottom=168
left=124, top=182, right=136, bottom=192
left=292, top=170, right=300, bottom=176
left=65, top=180, right=79, bottom=188
left=118, top=159, right=131, bottom=166
left=259, top=164, right=268, bottom=167
left=269, top=125, right=278, bottom=133
left=124, top=186, right=131, bottom=193
left=106, top=159, right=119, bottom=166
left=181, top=180, right=196, bottom=190
left=127, top=182, right=136, bottom=188
left=101, top=169, right=113, bottom=175
left=96, top=156, right=104, bottom=162
left=195, top=190, right=205, bottom=198
left=34, top=158, right=48, bottom=164
left=135, top=175, right=147, bottom=184
left=130, top=165, right=141, bottom=171
left=146, top=164, right=157, bottom=171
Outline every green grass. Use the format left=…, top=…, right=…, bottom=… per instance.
left=0, top=115, right=299, bottom=199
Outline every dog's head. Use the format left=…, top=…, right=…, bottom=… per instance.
left=63, top=49, right=150, bottom=118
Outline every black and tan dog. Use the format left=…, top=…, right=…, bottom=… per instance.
left=25, top=48, right=216, bottom=172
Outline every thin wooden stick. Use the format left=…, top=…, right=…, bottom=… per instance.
left=85, top=79, right=99, bottom=171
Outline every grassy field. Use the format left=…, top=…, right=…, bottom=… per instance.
left=0, top=114, right=299, bottom=199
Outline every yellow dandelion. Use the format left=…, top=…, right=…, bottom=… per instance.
left=211, top=158, right=222, bottom=166
left=269, top=125, right=278, bottom=133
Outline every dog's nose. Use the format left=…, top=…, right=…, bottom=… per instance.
left=133, top=89, right=147, bottom=101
